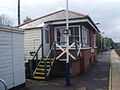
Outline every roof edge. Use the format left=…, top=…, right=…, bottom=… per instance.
left=18, top=9, right=86, bottom=27
left=18, top=9, right=65, bottom=27
left=86, top=16, right=100, bottom=33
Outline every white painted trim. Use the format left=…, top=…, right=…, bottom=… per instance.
left=87, top=20, right=98, bottom=32
left=50, top=19, right=98, bottom=32
left=50, top=19, right=88, bottom=25
left=56, top=43, right=76, bottom=60
left=80, top=47, right=91, bottom=50
left=56, top=47, right=96, bottom=50
left=0, top=26, right=23, bottom=33
left=77, top=44, right=81, bottom=56
left=56, top=49, right=66, bottom=60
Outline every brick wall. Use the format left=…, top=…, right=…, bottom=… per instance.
left=80, top=49, right=91, bottom=72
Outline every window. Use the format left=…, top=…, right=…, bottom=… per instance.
left=55, top=26, right=80, bottom=46
left=33, top=39, right=40, bottom=50
left=57, top=30, right=61, bottom=44
left=82, top=26, right=89, bottom=47
left=45, top=30, right=49, bottom=43
left=93, top=34, right=96, bottom=47
left=69, top=26, right=79, bottom=45
left=55, top=27, right=66, bottom=45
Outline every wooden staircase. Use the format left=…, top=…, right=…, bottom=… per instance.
left=33, top=58, right=55, bottom=80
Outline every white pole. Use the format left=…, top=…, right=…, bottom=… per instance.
left=65, top=0, right=71, bottom=86
left=66, top=0, right=69, bottom=63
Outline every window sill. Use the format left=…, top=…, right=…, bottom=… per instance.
left=81, top=47, right=91, bottom=50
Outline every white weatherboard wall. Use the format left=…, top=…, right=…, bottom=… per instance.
left=24, top=27, right=50, bottom=62
left=24, top=28, right=42, bottom=62
left=0, top=26, right=25, bottom=89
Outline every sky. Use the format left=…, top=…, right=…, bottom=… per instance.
left=0, top=0, right=120, bottom=42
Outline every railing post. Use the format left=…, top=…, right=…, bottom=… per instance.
left=31, top=60, right=34, bottom=78
left=54, top=42, right=56, bottom=60
left=36, top=53, right=38, bottom=68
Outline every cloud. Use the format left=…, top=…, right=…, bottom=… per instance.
left=0, top=0, right=120, bottom=42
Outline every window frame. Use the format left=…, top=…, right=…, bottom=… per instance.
left=54, top=25, right=81, bottom=47
left=82, top=26, right=90, bottom=47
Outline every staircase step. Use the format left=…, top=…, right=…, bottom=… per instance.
left=35, top=72, right=46, bottom=75
left=40, top=61, right=51, bottom=64
left=38, top=65, right=50, bottom=68
left=33, top=76, right=45, bottom=80
left=36, top=68, right=46, bottom=71
left=36, top=70, right=48, bottom=73
left=32, top=57, right=55, bottom=81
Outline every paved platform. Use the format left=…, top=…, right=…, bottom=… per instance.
left=109, top=50, right=120, bottom=90
left=12, top=51, right=110, bottom=90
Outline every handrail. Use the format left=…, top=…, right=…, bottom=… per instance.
left=46, top=42, right=55, bottom=59
left=32, top=44, right=42, bottom=61
left=33, top=59, right=42, bottom=75
left=33, top=42, right=56, bottom=76
left=32, top=44, right=42, bottom=75
left=46, top=42, right=56, bottom=76
left=0, top=79, right=8, bottom=90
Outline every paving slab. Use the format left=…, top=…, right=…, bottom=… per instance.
left=110, top=50, right=120, bottom=90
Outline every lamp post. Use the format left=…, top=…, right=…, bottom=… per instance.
left=64, top=0, right=71, bottom=86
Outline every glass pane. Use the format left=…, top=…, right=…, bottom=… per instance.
left=69, top=27, right=74, bottom=35
left=56, top=27, right=66, bottom=45
left=69, top=26, right=79, bottom=44
left=57, top=30, right=61, bottom=44
left=74, top=27, right=79, bottom=36
left=45, top=30, right=49, bottom=43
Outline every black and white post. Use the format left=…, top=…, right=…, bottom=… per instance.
left=65, top=0, right=71, bottom=86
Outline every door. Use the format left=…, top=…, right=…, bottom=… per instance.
left=43, top=27, right=50, bottom=57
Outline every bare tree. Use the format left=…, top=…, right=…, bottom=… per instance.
left=23, top=16, right=32, bottom=23
left=0, top=14, right=13, bottom=26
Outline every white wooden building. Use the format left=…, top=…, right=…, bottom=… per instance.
left=20, top=10, right=89, bottom=62
left=0, top=26, right=25, bottom=89
left=19, top=10, right=99, bottom=80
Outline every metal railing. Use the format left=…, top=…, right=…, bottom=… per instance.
left=33, top=42, right=56, bottom=76
left=0, top=79, right=8, bottom=90
left=31, top=44, right=42, bottom=73
left=46, top=42, right=56, bottom=76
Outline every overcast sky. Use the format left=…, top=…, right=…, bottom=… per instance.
left=0, top=0, right=120, bottom=42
